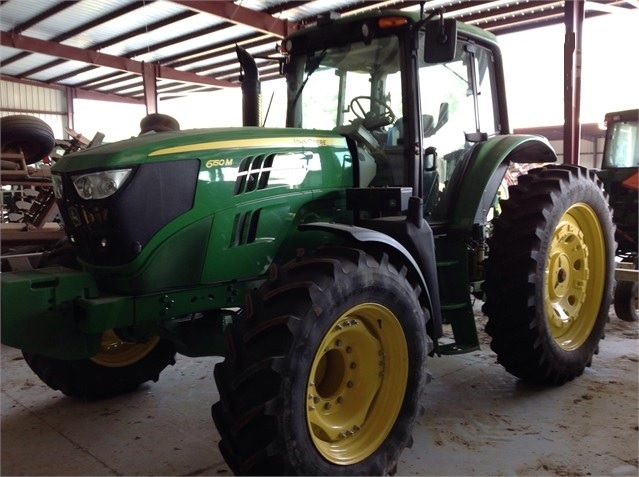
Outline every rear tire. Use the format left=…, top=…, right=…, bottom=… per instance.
left=483, top=165, right=615, bottom=385
left=1, top=115, right=55, bottom=164
left=614, top=280, right=638, bottom=322
left=23, top=333, right=176, bottom=399
left=212, top=246, right=429, bottom=475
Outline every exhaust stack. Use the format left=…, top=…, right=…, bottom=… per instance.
left=236, top=45, right=262, bottom=127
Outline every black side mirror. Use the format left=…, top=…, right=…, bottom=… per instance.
left=424, top=19, right=457, bottom=63
left=424, top=146, right=437, bottom=171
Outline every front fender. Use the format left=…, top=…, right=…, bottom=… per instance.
left=450, top=134, right=557, bottom=229
left=299, top=221, right=442, bottom=337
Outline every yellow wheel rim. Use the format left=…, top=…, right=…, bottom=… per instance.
left=90, top=331, right=160, bottom=368
left=306, top=303, right=408, bottom=465
left=545, top=203, right=606, bottom=351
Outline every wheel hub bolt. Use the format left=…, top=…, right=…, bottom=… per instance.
left=558, top=268, right=567, bottom=283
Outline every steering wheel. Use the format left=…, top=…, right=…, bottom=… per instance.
left=349, top=96, right=397, bottom=130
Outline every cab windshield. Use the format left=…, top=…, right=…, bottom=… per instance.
left=288, top=34, right=402, bottom=134
left=603, top=118, right=639, bottom=168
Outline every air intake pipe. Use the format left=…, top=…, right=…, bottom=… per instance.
left=236, top=45, right=262, bottom=127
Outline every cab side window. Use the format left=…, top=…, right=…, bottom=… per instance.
left=418, top=38, right=499, bottom=218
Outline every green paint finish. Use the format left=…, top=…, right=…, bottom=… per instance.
left=52, top=128, right=349, bottom=172
left=60, top=130, right=352, bottom=288
left=4, top=127, right=355, bottom=359
left=0, top=267, right=102, bottom=359
left=434, top=233, right=479, bottom=353
left=1, top=10, right=555, bottom=363
left=90, top=218, right=212, bottom=293
left=446, top=135, right=556, bottom=229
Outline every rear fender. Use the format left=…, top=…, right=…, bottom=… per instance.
left=449, top=134, right=557, bottom=229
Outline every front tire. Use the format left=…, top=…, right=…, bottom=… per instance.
left=212, top=246, right=430, bottom=475
left=483, top=165, right=615, bottom=385
left=23, top=332, right=176, bottom=399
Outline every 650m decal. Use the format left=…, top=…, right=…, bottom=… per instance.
left=206, top=159, right=234, bottom=168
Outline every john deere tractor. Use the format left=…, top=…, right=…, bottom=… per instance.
left=1, top=10, right=615, bottom=475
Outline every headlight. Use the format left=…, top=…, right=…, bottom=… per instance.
left=51, top=174, right=64, bottom=199
left=71, top=169, right=133, bottom=200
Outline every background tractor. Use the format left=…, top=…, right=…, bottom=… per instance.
left=0, top=10, right=616, bottom=475
left=596, top=109, right=638, bottom=322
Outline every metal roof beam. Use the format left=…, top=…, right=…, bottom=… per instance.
left=2, top=2, right=73, bottom=67
left=0, top=73, right=142, bottom=104
left=143, top=62, right=159, bottom=114
left=585, top=0, right=636, bottom=13
left=46, top=65, right=105, bottom=84
left=172, top=0, right=295, bottom=38
left=166, top=35, right=272, bottom=70
left=73, top=88, right=143, bottom=104
left=10, top=2, right=74, bottom=33
left=18, top=59, right=67, bottom=78
left=0, top=31, right=239, bottom=89
left=125, top=23, right=235, bottom=60
left=127, top=0, right=307, bottom=65
left=3, top=1, right=147, bottom=67
left=15, top=10, right=200, bottom=92
left=93, top=11, right=198, bottom=51
left=479, top=10, right=564, bottom=31
left=72, top=72, right=133, bottom=90
left=447, top=1, right=562, bottom=23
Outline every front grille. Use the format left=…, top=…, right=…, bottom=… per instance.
left=58, top=160, right=199, bottom=266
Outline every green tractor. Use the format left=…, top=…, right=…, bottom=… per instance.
left=596, top=109, right=638, bottom=322
left=1, top=10, right=616, bottom=475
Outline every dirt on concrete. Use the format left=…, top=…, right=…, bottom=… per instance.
left=396, top=303, right=639, bottom=476
left=1, top=303, right=637, bottom=476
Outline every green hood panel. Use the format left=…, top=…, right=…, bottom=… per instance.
left=52, top=128, right=349, bottom=171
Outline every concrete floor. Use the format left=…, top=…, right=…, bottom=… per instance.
left=2, top=304, right=638, bottom=476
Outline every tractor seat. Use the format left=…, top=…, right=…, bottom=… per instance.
left=388, top=102, right=449, bottom=145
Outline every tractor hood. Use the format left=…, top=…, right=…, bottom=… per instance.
left=52, top=127, right=347, bottom=172
left=50, top=127, right=354, bottom=294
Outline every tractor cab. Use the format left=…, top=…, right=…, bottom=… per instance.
left=281, top=11, right=505, bottom=222
left=597, top=109, right=638, bottom=256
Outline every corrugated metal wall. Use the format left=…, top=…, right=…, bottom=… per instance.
left=546, top=138, right=605, bottom=169
left=0, top=78, right=607, bottom=168
left=0, top=80, right=67, bottom=138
